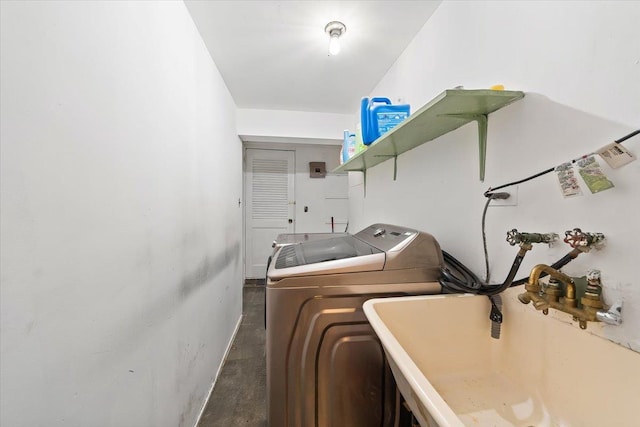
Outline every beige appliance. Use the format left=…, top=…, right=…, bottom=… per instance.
left=266, top=224, right=443, bottom=427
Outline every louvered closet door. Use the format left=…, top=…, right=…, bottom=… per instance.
left=245, top=149, right=295, bottom=279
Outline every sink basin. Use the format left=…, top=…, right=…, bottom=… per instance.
left=364, top=288, right=640, bottom=427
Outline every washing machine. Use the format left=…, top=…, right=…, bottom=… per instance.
left=266, top=223, right=444, bottom=427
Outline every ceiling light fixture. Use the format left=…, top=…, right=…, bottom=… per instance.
left=324, top=21, right=346, bottom=56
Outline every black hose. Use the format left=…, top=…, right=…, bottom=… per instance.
left=439, top=250, right=524, bottom=295
left=484, top=167, right=555, bottom=196
left=479, top=253, right=524, bottom=295
left=615, top=129, right=640, bottom=143
left=510, top=250, right=578, bottom=286
left=481, top=197, right=492, bottom=283
left=439, top=251, right=483, bottom=293
left=440, top=249, right=579, bottom=295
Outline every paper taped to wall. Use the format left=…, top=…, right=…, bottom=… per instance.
left=555, top=162, right=583, bottom=198
left=577, top=156, right=615, bottom=194
left=597, top=142, right=637, bottom=169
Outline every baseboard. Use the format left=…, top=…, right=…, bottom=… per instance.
left=244, top=278, right=265, bottom=287
left=192, top=313, right=243, bottom=427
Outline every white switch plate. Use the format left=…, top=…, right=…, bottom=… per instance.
left=489, top=185, right=518, bottom=206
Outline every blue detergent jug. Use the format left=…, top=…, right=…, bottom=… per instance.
left=361, top=97, right=410, bottom=145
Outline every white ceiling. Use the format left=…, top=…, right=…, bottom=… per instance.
left=185, top=1, right=441, bottom=114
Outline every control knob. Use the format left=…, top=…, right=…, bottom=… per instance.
left=373, top=228, right=386, bottom=237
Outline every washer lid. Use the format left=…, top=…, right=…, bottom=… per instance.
left=274, top=235, right=382, bottom=270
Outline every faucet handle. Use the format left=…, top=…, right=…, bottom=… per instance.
left=506, top=229, right=558, bottom=247
left=587, top=269, right=602, bottom=284
left=563, top=228, right=606, bottom=250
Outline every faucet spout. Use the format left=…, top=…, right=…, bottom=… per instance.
left=527, top=264, right=574, bottom=294
left=518, top=264, right=614, bottom=330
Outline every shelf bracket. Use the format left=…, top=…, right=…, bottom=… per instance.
left=394, top=155, right=398, bottom=181
left=363, top=168, right=367, bottom=198
left=441, top=113, right=489, bottom=182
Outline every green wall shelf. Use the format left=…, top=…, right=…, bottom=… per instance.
left=333, top=89, right=525, bottom=182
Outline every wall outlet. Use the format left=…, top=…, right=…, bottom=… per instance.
left=489, top=185, right=518, bottom=206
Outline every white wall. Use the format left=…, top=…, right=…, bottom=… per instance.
left=237, top=108, right=355, bottom=145
left=0, top=2, right=242, bottom=426
left=293, top=145, right=349, bottom=233
left=350, top=1, right=640, bottom=351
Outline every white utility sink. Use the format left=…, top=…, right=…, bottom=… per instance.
left=363, top=288, right=640, bottom=427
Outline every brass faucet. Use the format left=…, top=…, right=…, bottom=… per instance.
left=518, top=265, right=606, bottom=329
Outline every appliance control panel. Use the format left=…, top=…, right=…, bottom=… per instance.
left=355, top=223, right=418, bottom=252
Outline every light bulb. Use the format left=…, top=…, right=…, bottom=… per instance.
left=328, top=33, right=341, bottom=55
left=324, top=21, right=345, bottom=56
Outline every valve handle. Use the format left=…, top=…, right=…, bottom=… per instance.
left=563, top=228, right=605, bottom=249
left=506, top=229, right=558, bottom=246
left=506, top=229, right=520, bottom=246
